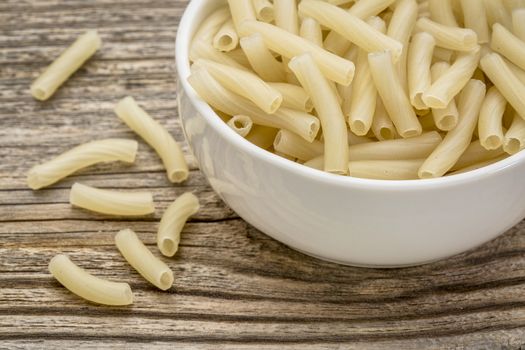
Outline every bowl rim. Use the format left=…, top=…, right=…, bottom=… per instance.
left=175, top=0, right=525, bottom=191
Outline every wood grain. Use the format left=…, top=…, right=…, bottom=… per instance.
left=1, top=0, right=525, bottom=349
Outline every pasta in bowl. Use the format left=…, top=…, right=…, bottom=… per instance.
left=175, top=0, right=525, bottom=266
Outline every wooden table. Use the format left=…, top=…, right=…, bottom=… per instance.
left=2, top=1, right=525, bottom=348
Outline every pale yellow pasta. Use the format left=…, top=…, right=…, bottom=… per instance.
left=227, top=115, right=253, bottom=137
left=274, top=0, right=299, bottom=34
left=348, top=131, right=442, bottom=161
left=275, top=151, right=296, bottom=161
left=193, top=7, right=230, bottom=43
left=347, top=49, right=377, bottom=136
left=323, top=0, right=395, bottom=55
left=227, top=0, right=256, bottom=32
left=460, top=0, right=489, bottom=44
left=419, top=79, right=486, bottom=178
left=27, top=139, right=137, bottom=190
left=253, top=0, right=274, bottom=22
left=192, top=59, right=282, bottom=114
left=239, top=33, right=286, bottom=82
left=157, top=192, right=200, bottom=257
left=415, top=17, right=477, bottom=51
left=429, top=61, right=459, bottom=131
left=49, top=254, right=133, bottom=306
left=303, top=155, right=324, bottom=170
left=115, top=229, right=174, bottom=291
left=512, top=9, right=525, bottom=41
left=212, top=19, right=238, bottom=52
left=491, top=23, right=525, bottom=72
left=340, top=47, right=359, bottom=117
left=484, top=0, right=512, bottom=29
left=348, top=159, right=424, bottom=180
left=326, top=0, right=355, bottom=5
left=188, top=68, right=320, bottom=142
left=245, top=125, right=278, bottom=149
left=225, top=48, right=251, bottom=68
left=69, top=183, right=154, bottom=216
left=419, top=112, right=437, bottom=131
left=480, top=53, right=525, bottom=120
left=422, top=47, right=480, bottom=109
left=386, top=0, right=418, bottom=90
left=428, top=0, right=458, bottom=26
left=368, top=50, right=422, bottom=138
left=300, top=17, right=323, bottom=47
left=30, top=30, right=102, bottom=101
left=273, top=129, right=324, bottom=160
left=478, top=86, right=506, bottom=150
left=114, top=96, right=189, bottom=183
left=299, top=0, right=403, bottom=62
left=433, top=47, right=454, bottom=62
left=371, top=99, right=396, bottom=141
left=239, top=20, right=355, bottom=85
left=407, top=32, right=436, bottom=110
left=347, top=131, right=373, bottom=145
left=190, top=40, right=248, bottom=71
left=267, top=82, right=313, bottom=112
left=288, top=53, right=349, bottom=174
left=451, top=140, right=506, bottom=171
left=504, top=0, right=525, bottom=11
left=504, top=113, right=525, bottom=154
left=449, top=155, right=508, bottom=175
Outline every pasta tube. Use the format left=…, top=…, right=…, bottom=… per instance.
left=460, top=0, right=489, bottom=44
left=239, top=20, right=355, bottom=85
left=245, top=125, right=278, bottom=149
left=348, top=131, right=442, bottom=161
left=115, top=229, right=174, bottom=291
left=253, top=0, right=274, bottom=22
left=484, top=0, right=512, bottom=29
left=429, top=62, right=459, bottom=131
left=114, top=96, right=189, bottom=183
left=415, top=17, right=478, bottom=51
left=274, top=0, right=299, bottom=34
left=227, top=115, right=253, bottom=137
left=193, top=7, right=230, bottom=43
left=480, top=53, right=525, bottom=120
left=267, top=82, right=313, bottom=112
left=387, top=0, right=418, bottom=90
left=227, top=0, right=256, bottom=32
left=239, top=33, right=286, bottom=82
left=27, top=138, right=137, bottom=190
left=478, top=86, right=506, bottom=150
left=491, top=23, right=525, bottom=72
left=273, top=129, right=324, bottom=161
left=212, top=19, right=238, bottom=52
left=300, top=17, right=323, bottom=47
left=190, top=40, right=248, bottom=71
left=225, top=48, right=251, bottom=68
left=428, top=0, right=458, bottom=26
left=419, top=79, right=486, bottom=178
left=49, top=254, right=133, bottom=306
left=512, top=9, right=525, bottom=41
left=299, top=0, right=403, bottom=62
left=303, top=155, right=324, bottom=170
left=31, top=30, right=102, bottom=101
left=371, top=99, right=396, bottom=141
left=368, top=50, right=422, bottom=138
left=188, top=68, right=320, bottom=142
left=323, top=0, right=395, bottom=55
left=192, top=59, right=282, bottom=114
left=158, top=192, right=200, bottom=257
left=70, top=183, right=154, bottom=216
left=348, top=159, right=424, bottom=180
left=422, top=47, right=480, bottom=109
left=407, top=32, right=436, bottom=110
left=451, top=140, right=506, bottom=171
left=433, top=47, right=454, bottom=63
left=504, top=114, right=525, bottom=154
left=288, top=54, right=349, bottom=174
left=449, top=155, right=508, bottom=175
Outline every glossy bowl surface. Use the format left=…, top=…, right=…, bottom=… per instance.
left=175, top=0, right=525, bottom=266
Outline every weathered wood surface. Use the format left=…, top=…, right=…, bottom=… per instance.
left=2, top=1, right=525, bottom=349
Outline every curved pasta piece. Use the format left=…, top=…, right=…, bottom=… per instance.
left=158, top=193, right=200, bottom=257
left=48, top=254, right=133, bottom=306
left=115, top=229, right=174, bottom=291
left=69, top=183, right=154, bottom=216
left=27, top=139, right=138, bottom=190
left=115, top=96, right=189, bottom=183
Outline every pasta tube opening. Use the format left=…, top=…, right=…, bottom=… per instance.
left=227, top=115, right=253, bottom=137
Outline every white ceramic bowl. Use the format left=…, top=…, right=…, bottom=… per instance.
left=175, top=0, right=525, bottom=267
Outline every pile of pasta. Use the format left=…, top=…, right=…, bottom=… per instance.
left=188, top=0, right=525, bottom=180
left=28, top=32, right=197, bottom=305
